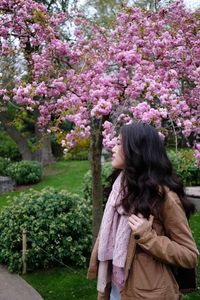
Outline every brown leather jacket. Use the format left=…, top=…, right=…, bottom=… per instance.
left=87, top=189, right=199, bottom=300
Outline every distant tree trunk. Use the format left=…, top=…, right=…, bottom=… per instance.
left=3, top=122, right=33, bottom=160
left=90, top=119, right=103, bottom=244
left=33, top=123, right=55, bottom=165
left=0, top=112, right=54, bottom=165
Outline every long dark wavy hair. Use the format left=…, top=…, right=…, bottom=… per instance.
left=116, top=122, right=195, bottom=219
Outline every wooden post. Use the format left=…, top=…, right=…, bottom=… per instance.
left=22, top=229, right=27, bottom=274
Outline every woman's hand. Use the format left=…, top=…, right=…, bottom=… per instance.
left=128, top=213, right=154, bottom=238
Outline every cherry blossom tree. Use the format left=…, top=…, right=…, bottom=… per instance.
left=59, top=1, right=200, bottom=237
left=0, top=0, right=70, bottom=164
left=0, top=0, right=199, bottom=239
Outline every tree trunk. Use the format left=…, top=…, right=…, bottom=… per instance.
left=90, top=119, right=103, bottom=244
left=34, top=123, right=55, bottom=166
left=0, top=112, right=32, bottom=160
left=5, top=125, right=33, bottom=160
left=0, top=112, right=54, bottom=166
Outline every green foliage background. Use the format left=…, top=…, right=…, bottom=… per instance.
left=0, top=188, right=92, bottom=273
left=5, top=160, right=43, bottom=184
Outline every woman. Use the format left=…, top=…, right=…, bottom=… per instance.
left=87, top=122, right=199, bottom=300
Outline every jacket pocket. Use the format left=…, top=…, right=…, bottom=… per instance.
left=125, top=252, right=179, bottom=298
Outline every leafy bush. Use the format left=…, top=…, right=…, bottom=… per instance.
left=6, top=160, right=42, bottom=185
left=0, top=188, right=92, bottom=273
left=0, top=157, right=12, bottom=176
left=0, top=131, right=21, bottom=161
left=168, top=149, right=200, bottom=186
left=82, top=162, right=113, bottom=207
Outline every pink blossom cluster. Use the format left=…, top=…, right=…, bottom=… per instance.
left=102, top=121, right=117, bottom=149
left=0, top=40, right=10, bottom=55
left=32, top=51, right=54, bottom=82
left=117, top=114, right=132, bottom=125
left=38, top=104, right=54, bottom=128
left=13, top=85, right=35, bottom=106
left=65, top=106, right=89, bottom=128
left=64, top=126, right=90, bottom=149
left=194, top=144, right=200, bottom=166
left=0, top=89, right=10, bottom=105
left=0, top=0, right=199, bottom=164
left=50, top=12, right=68, bottom=27
left=91, top=99, right=112, bottom=118
left=0, top=0, right=53, bottom=49
left=131, top=103, right=168, bottom=127
left=51, top=39, right=70, bottom=57
left=0, top=89, right=7, bottom=95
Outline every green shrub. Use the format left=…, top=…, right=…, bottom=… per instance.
left=168, top=149, right=200, bottom=186
left=82, top=162, right=113, bottom=207
left=0, top=157, right=12, bottom=176
left=6, top=160, right=42, bottom=185
left=0, top=131, right=21, bottom=161
left=0, top=188, right=92, bottom=273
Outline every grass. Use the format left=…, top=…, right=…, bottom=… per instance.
left=186, top=213, right=200, bottom=300
left=0, top=159, right=200, bottom=299
left=34, top=160, right=90, bottom=193
left=22, top=268, right=97, bottom=300
left=0, top=160, right=90, bottom=210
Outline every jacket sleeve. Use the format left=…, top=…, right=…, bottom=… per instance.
left=87, top=236, right=99, bottom=279
left=133, top=191, right=199, bottom=268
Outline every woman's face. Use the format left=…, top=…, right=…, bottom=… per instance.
left=111, top=136, right=125, bottom=169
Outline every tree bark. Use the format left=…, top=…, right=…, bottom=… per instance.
left=90, top=118, right=103, bottom=244
left=0, top=112, right=32, bottom=160
left=0, top=111, right=54, bottom=165
left=34, top=123, right=55, bottom=166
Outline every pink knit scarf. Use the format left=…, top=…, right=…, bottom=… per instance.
left=98, top=172, right=131, bottom=291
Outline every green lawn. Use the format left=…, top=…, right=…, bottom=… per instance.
left=0, top=160, right=199, bottom=299
left=0, top=160, right=90, bottom=210
left=34, top=160, right=90, bottom=193
left=23, top=268, right=97, bottom=300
